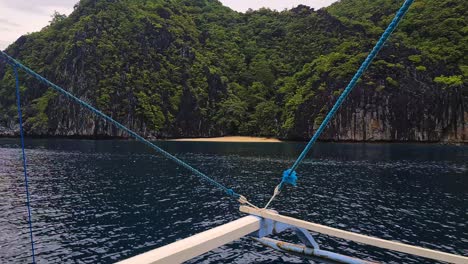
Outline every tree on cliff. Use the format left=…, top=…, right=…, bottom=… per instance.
left=0, top=0, right=465, bottom=141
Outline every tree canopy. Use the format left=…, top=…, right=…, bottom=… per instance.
left=0, top=0, right=465, bottom=141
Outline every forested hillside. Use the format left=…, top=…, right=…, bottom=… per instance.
left=0, top=0, right=466, bottom=142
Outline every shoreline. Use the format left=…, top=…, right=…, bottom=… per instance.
left=0, top=135, right=465, bottom=144
left=168, top=136, right=282, bottom=143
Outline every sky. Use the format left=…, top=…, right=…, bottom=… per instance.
left=0, top=0, right=338, bottom=50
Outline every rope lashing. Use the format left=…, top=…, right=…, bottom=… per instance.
left=264, top=0, right=415, bottom=209
left=14, top=65, right=37, bottom=263
left=0, top=50, right=255, bottom=207
left=281, top=169, right=297, bottom=187
left=263, top=169, right=298, bottom=209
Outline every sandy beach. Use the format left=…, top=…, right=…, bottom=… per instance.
left=169, top=136, right=281, bottom=142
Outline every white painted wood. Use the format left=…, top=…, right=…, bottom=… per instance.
left=254, top=237, right=378, bottom=264
left=116, top=215, right=261, bottom=264
left=240, top=206, right=468, bottom=264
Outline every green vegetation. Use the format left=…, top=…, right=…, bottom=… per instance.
left=416, top=65, right=427, bottom=71
left=0, top=0, right=465, bottom=139
left=386, top=77, right=399, bottom=87
left=434, top=75, right=463, bottom=87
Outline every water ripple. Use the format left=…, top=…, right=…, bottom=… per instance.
left=0, top=139, right=466, bottom=263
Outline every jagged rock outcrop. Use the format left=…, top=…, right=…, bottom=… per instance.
left=0, top=0, right=465, bottom=142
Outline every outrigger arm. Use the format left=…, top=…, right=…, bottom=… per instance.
left=117, top=207, right=468, bottom=264
left=241, top=206, right=468, bottom=264
left=250, top=217, right=377, bottom=263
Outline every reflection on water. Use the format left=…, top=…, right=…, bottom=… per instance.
left=0, top=138, right=466, bottom=263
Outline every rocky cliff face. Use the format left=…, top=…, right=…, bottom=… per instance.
left=0, top=0, right=466, bottom=142
left=282, top=83, right=466, bottom=143
left=292, top=46, right=466, bottom=142
left=327, top=83, right=465, bottom=142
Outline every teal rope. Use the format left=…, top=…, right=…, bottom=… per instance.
left=0, top=51, right=239, bottom=199
left=14, top=65, right=36, bottom=263
left=281, top=0, right=415, bottom=189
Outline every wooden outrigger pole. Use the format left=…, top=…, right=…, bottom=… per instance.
left=117, top=216, right=261, bottom=264
left=241, top=206, right=468, bottom=264
left=117, top=206, right=468, bottom=264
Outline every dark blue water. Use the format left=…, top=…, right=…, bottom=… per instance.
left=0, top=138, right=466, bottom=263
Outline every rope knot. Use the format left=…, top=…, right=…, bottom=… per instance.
left=281, top=169, right=297, bottom=187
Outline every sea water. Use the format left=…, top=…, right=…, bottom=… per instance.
left=0, top=138, right=466, bottom=263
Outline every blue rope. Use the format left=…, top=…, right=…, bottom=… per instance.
left=14, top=66, right=36, bottom=263
left=1, top=51, right=240, bottom=199
left=281, top=169, right=297, bottom=187
left=280, top=0, right=415, bottom=189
